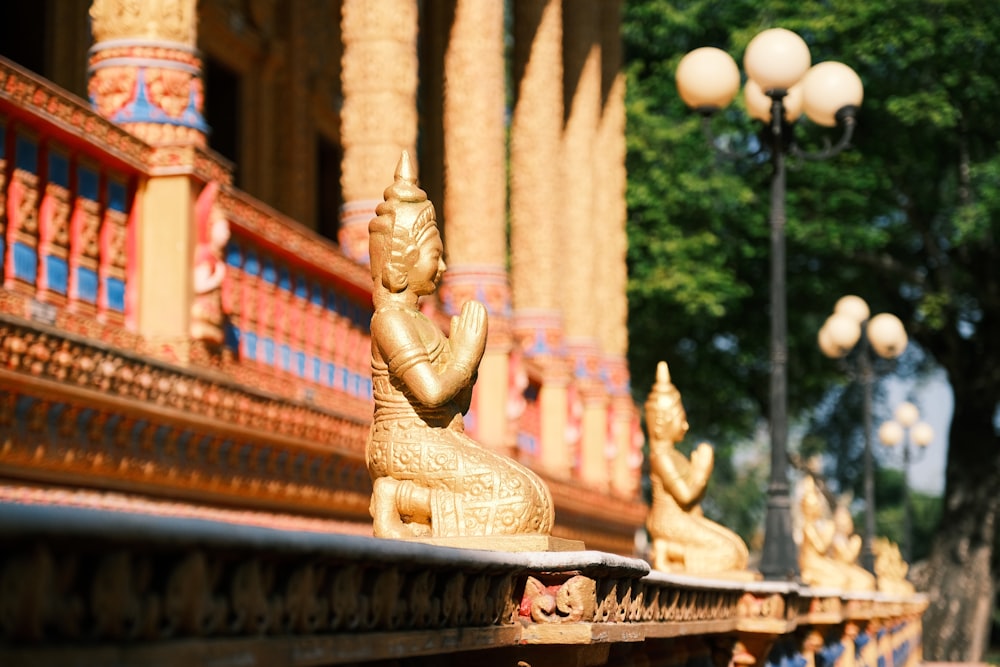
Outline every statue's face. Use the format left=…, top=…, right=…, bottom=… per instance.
left=407, top=226, right=445, bottom=296
left=648, top=401, right=688, bottom=443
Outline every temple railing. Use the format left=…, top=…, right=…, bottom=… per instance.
left=0, top=496, right=929, bottom=667
left=211, top=187, right=374, bottom=424
left=0, top=58, right=146, bottom=338
left=0, top=56, right=649, bottom=554
left=0, top=57, right=375, bottom=521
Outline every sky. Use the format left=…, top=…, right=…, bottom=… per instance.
left=880, top=369, right=952, bottom=496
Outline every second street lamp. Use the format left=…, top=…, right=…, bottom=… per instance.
left=818, top=295, right=908, bottom=572
left=878, top=402, right=934, bottom=562
left=676, top=29, right=864, bottom=580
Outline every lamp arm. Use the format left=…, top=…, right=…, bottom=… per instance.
left=789, top=115, right=857, bottom=162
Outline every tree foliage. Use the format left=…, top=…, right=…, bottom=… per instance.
left=623, top=1, right=1000, bottom=659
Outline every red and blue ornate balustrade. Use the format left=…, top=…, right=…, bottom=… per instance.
left=213, top=188, right=374, bottom=421
left=0, top=58, right=144, bottom=335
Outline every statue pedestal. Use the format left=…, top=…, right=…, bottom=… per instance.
left=414, top=535, right=585, bottom=552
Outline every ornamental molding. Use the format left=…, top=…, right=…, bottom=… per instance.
left=0, top=59, right=150, bottom=171
left=0, top=500, right=930, bottom=661
left=219, top=188, right=372, bottom=299
left=0, top=313, right=374, bottom=518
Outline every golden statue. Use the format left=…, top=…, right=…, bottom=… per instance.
left=644, top=361, right=751, bottom=577
left=797, top=475, right=875, bottom=590
left=830, top=501, right=876, bottom=591
left=797, top=475, right=847, bottom=588
left=872, top=538, right=915, bottom=595
left=365, top=152, right=554, bottom=541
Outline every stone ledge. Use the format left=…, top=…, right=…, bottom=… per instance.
left=0, top=496, right=929, bottom=666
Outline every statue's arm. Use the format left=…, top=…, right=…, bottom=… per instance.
left=372, top=311, right=473, bottom=408
left=650, top=449, right=707, bottom=508
left=844, top=534, right=862, bottom=560
left=804, top=521, right=835, bottom=552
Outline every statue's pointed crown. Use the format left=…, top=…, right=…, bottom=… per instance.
left=375, top=151, right=434, bottom=241
left=645, top=361, right=682, bottom=412
left=380, top=151, right=427, bottom=209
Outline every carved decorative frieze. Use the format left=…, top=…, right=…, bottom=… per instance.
left=0, top=316, right=375, bottom=516
left=0, top=61, right=150, bottom=170
left=0, top=496, right=930, bottom=666
left=522, top=575, right=597, bottom=623
left=218, top=189, right=371, bottom=297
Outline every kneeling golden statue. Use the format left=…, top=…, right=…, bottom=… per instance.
left=645, top=361, right=752, bottom=578
left=365, top=152, right=554, bottom=541
left=873, top=538, right=915, bottom=596
left=797, top=476, right=875, bottom=591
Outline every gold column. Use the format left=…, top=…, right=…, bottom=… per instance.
left=510, top=0, right=570, bottom=478
left=137, top=176, right=195, bottom=357
left=596, top=0, right=637, bottom=498
left=87, top=0, right=206, bottom=146
left=339, top=0, right=419, bottom=263
left=438, top=0, right=511, bottom=453
left=562, top=0, right=607, bottom=489
left=87, top=0, right=205, bottom=360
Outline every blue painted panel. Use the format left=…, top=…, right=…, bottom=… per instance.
left=106, top=277, right=125, bottom=312
left=324, top=362, right=336, bottom=387
left=277, top=266, right=290, bottom=291
left=311, top=357, right=322, bottom=383
left=244, top=331, right=258, bottom=361
left=77, top=266, right=98, bottom=303
left=244, top=250, right=260, bottom=276
left=13, top=242, right=37, bottom=284
left=48, top=152, right=69, bottom=187
left=225, top=241, right=242, bottom=267
left=107, top=181, right=127, bottom=213
left=77, top=165, right=99, bottom=201
left=15, top=134, right=37, bottom=173
left=295, top=351, right=306, bottom=377
left=310, top=283, right=323, bottom=306
left=279, top=343, right=291, bottom=371
left=262, top=338, right=275, bottom=365
left=261, top=258, right=276, bottom=284
left=45, top=255, right=68, bottom=294
left=224, top=322, right=240, bottom=351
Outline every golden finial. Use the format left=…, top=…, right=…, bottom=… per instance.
left=382, top=151, right=427, bottom=205
left=656, top=361, right=671, bottom=387
left=646, top=361, right=682, bottom=411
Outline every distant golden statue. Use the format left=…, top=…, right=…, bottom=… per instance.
left=366, top=152, right=554, bottom=540
left=645, top=361, right=751, bottom=577
left=873, top=538, right=915, bottom=596
left=831, top=501, right=876, bottom=591
left=797, top=475, right=875, bottom=590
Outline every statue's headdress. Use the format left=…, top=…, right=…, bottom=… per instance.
left=645, top=361, right=687, bottom=438
left=369, top=152, right=437, bottom=291
left=645, top=361, right=685, bottom=421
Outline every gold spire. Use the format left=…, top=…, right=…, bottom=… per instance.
left=382, top=151, right=427, bottom=206
left=646, top=360, right=682, bottom=412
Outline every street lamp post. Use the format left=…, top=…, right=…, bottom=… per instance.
left=676, top=29, right=864, bottom=580
left=878, top=402, right=934, bottom=562
left=818, top=295, right=909, bottom=572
